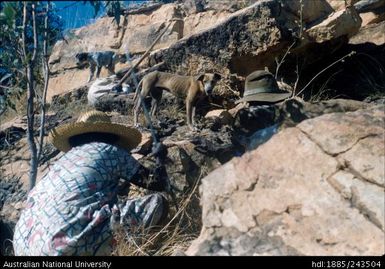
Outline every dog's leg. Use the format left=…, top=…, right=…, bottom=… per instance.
left=133, top=78, right=143, bottom=104
left=149, top=98, right=158, bottom=127
left=191, top=96, right=204, bottom=127
left=133, top=81, right=152, bottom=127
left=133, top=79, right=144, bottom=127
left=192, top=106, right=196, bottom=127
left=150, top=98, right=157, bottom=117
left=133, top=96, right=141, bottom=127
left=186, top=100, right=195, bottom=130
left=150, top=89, right=162, bottom=119
left=185, top=85, right=200, bottom=131
left=107, top=63, right=115, bottom=75
left=88, top=63, right=96, bottom=82
left=96, top=65, right=102, bottom=79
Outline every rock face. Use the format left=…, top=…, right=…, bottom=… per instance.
left=326, top=0, right=359, bottom=11
left=148, top=0, right=365, bottom=89
left=118, top=4, right=184, bottom=54
left=47, top=2, right=235, bottom=101
left=328, top=0, right=385, bottom=26
left=186, top=105, right=385, bottom=256
left=46, top=0, right=382, bottom=102
left=182, top=10, right=231, bottom=37
left=349, top=20, right=385, bottom=45
left=151, top=0, right=292, bottom=78
left=281, top=0, right=334, bottom=24
left=306, top=6, right=362, bottom=43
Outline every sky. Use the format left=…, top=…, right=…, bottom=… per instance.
left=53, top=1, right=146, bottom=30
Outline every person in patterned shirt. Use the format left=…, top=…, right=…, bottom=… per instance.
left=13, top=111, right=168, bottom=256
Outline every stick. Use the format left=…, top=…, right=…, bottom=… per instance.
left=116, top=20, right=174, bottom=88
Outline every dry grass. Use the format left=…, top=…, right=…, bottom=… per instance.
left=112, top=177, right=202, bottom=256
left=1, top=92, right=28, bottom=124
left=308, top=70, right=342, bottom=102
left=49, top=96, right=91, bottom=119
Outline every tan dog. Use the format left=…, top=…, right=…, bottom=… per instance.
left=133, top=71, right=221, bottom=130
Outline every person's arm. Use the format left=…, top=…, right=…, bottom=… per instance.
left=119, top=150, right=167, bottom=192
left=130, top=165, right=167, bottom=192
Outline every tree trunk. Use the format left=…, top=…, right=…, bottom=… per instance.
left=26, top=66, right=38, bottom=191
left=37, top=2, right=50, bottom=162
left=22, top=3, right=39, bottom=191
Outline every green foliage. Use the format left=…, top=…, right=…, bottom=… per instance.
left=86, top=1, right=125, bottom=27
left=86, top=1, right=122, bottom=26
left=0, top=2, right=64, bottom=114
left=105, top=1, right=121, bottom=25
left=0, top=2, right=16, bottom=28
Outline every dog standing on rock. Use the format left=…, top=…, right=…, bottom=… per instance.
left=133, top=71, right=221, bottom=130
left=75, top=51, right=127, bottom=82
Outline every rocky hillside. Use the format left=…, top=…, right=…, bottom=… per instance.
left=46, top=0, right=241, bottom=101
left=1, top=0, right=384, bottom=256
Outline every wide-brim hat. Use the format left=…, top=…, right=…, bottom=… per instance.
left=49, top=110, right=141, bottom=152
left=235, top=70, right=291, bottom=104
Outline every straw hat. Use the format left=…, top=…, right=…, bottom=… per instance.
left=235, top=70, right=291, bottom=104
left=49, top=110, right=141, bottom=152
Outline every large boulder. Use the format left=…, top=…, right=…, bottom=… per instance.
left=281, top=0, right=334, bottom=24
left=356, top=0, right=385, bottom=26
left=119, top=4, right=184, bottom=54
left=355, top=0, right=385, bottom=13
left=148, top=0, right=353, bottom=87
left=349, top=20, right=385, bottom=45
left=327, top=0, right=385, bottom=27
left=48, top=17, right=121, bottom=70
left=306, top=6, right=362, bottom=43
left=180, top=0, right=259, bottom=15
left=231, top=98, right=372, bottom=151
left=186, top=105, right=384, bottom=255
left=150, top=0, right=294, bottom=79
left=182, top=10, right=232, bottom=37
left=326, top=0, right=360, bottom=11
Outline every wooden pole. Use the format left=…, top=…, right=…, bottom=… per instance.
left=116, top=20, right=174, bottom=88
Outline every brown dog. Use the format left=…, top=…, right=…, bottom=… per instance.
left=133, top=71, right=221, bottom=130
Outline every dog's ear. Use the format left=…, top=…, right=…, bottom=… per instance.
left=75, top=53, right=82, bottom=60
left=197, top=74, right=205, bottom=81
left=119, top=54, right=127, bottom=63
left=75, top=52, right=87, bottom=61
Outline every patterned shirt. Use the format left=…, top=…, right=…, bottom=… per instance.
left=13, top=142, right=140, bottom=256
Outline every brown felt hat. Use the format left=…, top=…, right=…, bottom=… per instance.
left=235, top=70, right=291, bottom=104
left=48, top=110, right=141, bottom=152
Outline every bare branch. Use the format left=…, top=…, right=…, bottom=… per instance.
left=0, top=85, right=12, bottom=90
left=292, top=56, right=301, bottom=97
left=31, top=3, right=38, bottom=63
left=22, top=3, right=28, bottom=61
left=275, top=41, right=296, bottom=79
left=296, top=51, right=356, bottom=97
left=119, top=20, right=174, bottom=87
